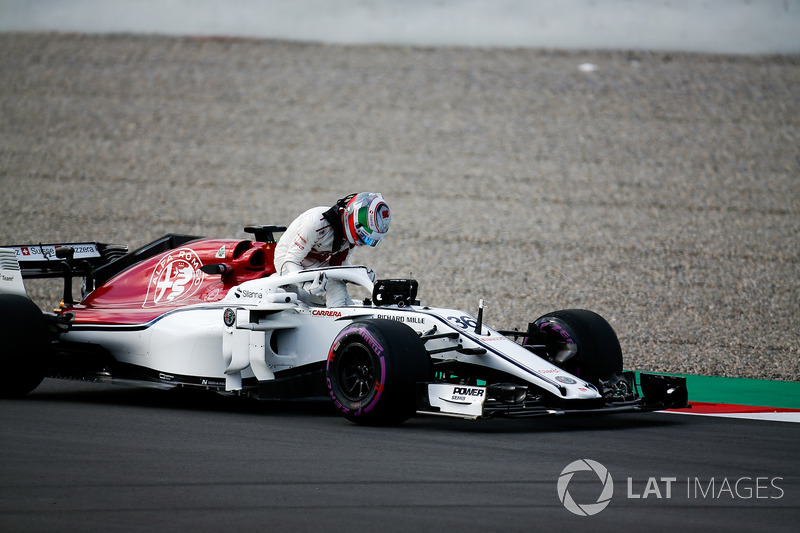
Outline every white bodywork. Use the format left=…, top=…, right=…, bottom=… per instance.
left=60, top=266, right=602, bottom=416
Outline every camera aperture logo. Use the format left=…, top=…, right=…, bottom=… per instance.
left=557, top=459, right=614, bottom=516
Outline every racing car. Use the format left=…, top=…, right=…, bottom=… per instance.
left=0, top=225, right=687, bottom=425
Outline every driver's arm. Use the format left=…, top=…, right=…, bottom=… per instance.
left=278, top=217, right=317, bottom=275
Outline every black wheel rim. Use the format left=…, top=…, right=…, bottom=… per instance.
left=536, top=320, right=580, bottom=373
left=337, top=342, right=376, bottom=402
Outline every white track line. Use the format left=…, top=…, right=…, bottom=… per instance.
left=664, top=410, right=800, bottom=423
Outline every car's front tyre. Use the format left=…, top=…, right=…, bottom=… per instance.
left=326, top=319, right=430, bottom=426
left=532, top=309, right=623, bottom=386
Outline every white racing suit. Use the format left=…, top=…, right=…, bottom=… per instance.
left=273, top=206, right=355, bottom=307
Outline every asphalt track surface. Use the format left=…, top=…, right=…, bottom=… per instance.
left=1, top=379, right=798, bottom=532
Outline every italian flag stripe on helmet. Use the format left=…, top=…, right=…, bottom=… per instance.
left=343, top=192, right=390, bottom=247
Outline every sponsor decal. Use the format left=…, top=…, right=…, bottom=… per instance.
left=143, top=248, right=204, bottom=307
left=215, top=245, right=226, bottom=259
left=312, top=309, right=342, bottom=318
left=327, top=325, right=387, bottom=417
left=453, top=386, right=484, bottom=397
left=292, top=234, right=308, bottom=251
left=358, top=327, right=384, bottom=356
left=235, top=288, right=263, bottom=300
left=555, top=376, right=577, bottom=384
left=12, top=243, right=101, bottom=261
left=446, top=386, right=486, bottom=403
left=374, top=313, right=424, bottom=324
left=223, top=308, right=236, bottom=327
left=540, top=321, right=574, bottom=343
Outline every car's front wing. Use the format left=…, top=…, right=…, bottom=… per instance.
left=416, top=372, right=688, bottom=419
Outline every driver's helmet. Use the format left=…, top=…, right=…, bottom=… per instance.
left=343, top=192, right=391, bottom=247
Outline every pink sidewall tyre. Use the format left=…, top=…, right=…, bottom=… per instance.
left=326, top=319, right=430, bottom=426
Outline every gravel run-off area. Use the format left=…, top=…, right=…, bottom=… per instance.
left=1, top=33, right=798, bottom=381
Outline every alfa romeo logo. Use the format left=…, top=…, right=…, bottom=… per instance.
left=557, top=459, right=614, bottom=516
left=143, top=248, right=204, bottom=307
left=223, top=308, right=236, bottom=327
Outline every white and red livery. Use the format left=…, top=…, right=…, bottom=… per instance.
left=0, top=225, right=687, bottom=425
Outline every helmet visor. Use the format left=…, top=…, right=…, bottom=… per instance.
left=359, top=233, right=382, bottom=247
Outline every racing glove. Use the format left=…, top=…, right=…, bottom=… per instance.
left=305, top=272, right=329, bottom=297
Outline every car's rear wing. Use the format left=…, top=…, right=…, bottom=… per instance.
left=0, top=241, right=129, bottom=302
left=0, top=235, right=206, bottom=303
left=1, top=227, right=284, bottom=296
left=0, top=242, right=129, bottom=280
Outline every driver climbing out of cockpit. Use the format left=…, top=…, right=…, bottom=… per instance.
left=273, top=192, right=391, bottom=307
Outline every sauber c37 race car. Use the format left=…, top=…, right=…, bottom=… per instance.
left=0, top=226, right=687, bottom=425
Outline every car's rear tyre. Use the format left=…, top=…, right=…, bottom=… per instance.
left=532, top=309, right=622, bottom=385
left=0, top=294, right=50, bottom=397
left=326, top=319, right=430, bottom=426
